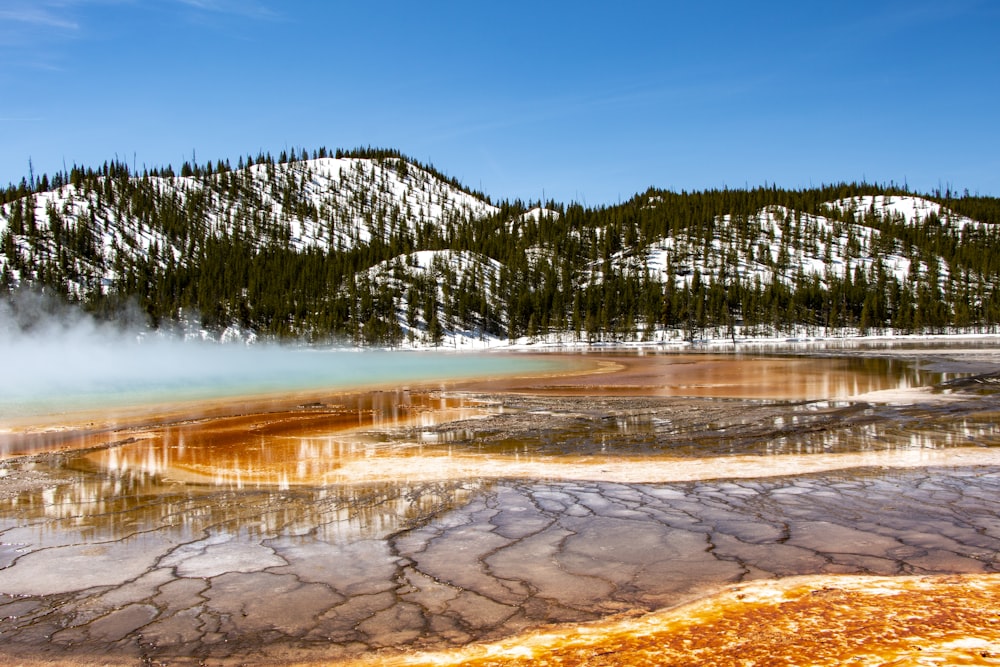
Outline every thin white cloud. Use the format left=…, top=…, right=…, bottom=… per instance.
left=0, top=7, right=80, bottom=31
left=176, top=0, right=280, bottom=20
left=422, top=73, right=772, bottom=146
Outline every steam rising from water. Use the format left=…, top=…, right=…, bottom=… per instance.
left=0, top=293, right=540, bottom=418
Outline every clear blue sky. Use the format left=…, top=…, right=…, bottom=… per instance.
left=1, top=1, right=998, bottom=205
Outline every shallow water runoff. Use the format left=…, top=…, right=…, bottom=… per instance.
left=2, top=345, right=1000, bottom=666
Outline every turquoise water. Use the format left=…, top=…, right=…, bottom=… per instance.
left=0, top=341, right=557, bottom=419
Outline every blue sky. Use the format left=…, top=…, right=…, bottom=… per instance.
left=1, top=1, right=997, bottom=205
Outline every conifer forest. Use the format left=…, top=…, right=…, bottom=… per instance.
left=3, top=147, right=1000, bottom=345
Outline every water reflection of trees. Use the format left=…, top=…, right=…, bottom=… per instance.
left=0, top=463, right=488, bottom=546
left=63, top=392, right=494, bottom=489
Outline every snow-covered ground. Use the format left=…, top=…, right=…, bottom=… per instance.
left=1, top=158, right=994, bottom=348
left=0, top=157, right=499, bottom=299
left=601, top=198, right=970, bottom=292
left=825, top=195, right=978, bottom=229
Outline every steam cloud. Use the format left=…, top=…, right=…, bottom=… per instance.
left=0, top=291, right=525, bottom=418
left=1, top=291, right=278, bottom=412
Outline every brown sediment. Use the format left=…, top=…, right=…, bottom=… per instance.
left=4, top=575, right=999, bottom=667
left=72, top=358, right=1000, bottom=488
left=0, top=353, right=597, bottom=459
left=0, top=352, right=962, bottom=459
left=3, top=351, right=993, bottom=488
left=3, top=348, right=1000, bottom=666
left=84, top=392, right=500, bottom=486
left=454, top=352, right=956, bottom=401
left=341, top=574, right=1000, bottom=667
left=5, top=575, right=1000, bottom=667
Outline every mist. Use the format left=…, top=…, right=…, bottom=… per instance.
left=0, top=292, right=536, bottom=419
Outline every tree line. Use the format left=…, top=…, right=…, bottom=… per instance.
left=3, top=149, right=1000, bottom=344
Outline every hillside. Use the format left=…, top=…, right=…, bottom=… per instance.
left=2, top=149, right=1000, bottom=345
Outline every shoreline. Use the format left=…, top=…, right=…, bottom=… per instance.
left=402, top=328, right=1000, bottom=352
left=5, top=342, right=1000, bottom=462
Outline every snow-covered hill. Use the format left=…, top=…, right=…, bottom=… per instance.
left=615, top=203, right=921, bottom=289
left=2, top=153, right=997, bottom=345
left=618, top=191, right=998, bottom=296
left=825, top=195, right=979, bottom=229
left=0, top=156, right=498, bottom=293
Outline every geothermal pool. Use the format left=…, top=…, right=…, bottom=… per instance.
left=0, top=345, right=565, bottom=421
left=2, top=347, right=1000, bottom=665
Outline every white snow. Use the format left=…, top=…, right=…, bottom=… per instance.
left=519, top=207, right=561, bottom=223
left=0, top=157, right=500, bottom=300
left=826, top=195, right=980, bottom=229
left=598, top=201, right=927, bottom=291
left=1, top=169, right=994, bottom=348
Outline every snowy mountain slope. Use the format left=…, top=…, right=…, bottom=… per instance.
left=519, top=206, right=561, bottom=223
left=234, top=157, right=498, bottom=249
left=360, top=249, right=505, bottom=342
left=3, top=151, right=999, bottom=344
left=824, top=195, right=979, bottom=229
left=604, top=189, right=1000, bottom=299
left=56, top=157, right=492, bottom=248
left=611, top=203, right=920, bottom=290
left=0, top=156, right=498, bottom=300
left=363, top=249, right=503, bottom=292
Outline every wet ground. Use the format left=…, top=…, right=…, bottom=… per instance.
left=2, top=349, right=1000, bottom=665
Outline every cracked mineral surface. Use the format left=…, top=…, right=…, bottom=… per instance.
left=2, top=349, right=1000, bottom=665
